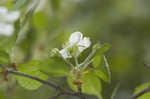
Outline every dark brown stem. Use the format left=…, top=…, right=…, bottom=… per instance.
left=131, top=86, right=150, bottom=99
left=78, top=87, right=82, bottom=95
left=48, top=92, right=63, bottom=99
left=8, top=70, right=61, bottom=90
left=0, top=64, right=60, bottom=90
left=0, top=64, right=86, bottom=99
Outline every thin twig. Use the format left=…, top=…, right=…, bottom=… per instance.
left=82, top=58, right=94, bottom=70
left=0, top=64, right=86, bottom=99
left=8, top=70, right=61, bottom=90
left=48, top=91, right=86, bottom=99
left=0, top=64, right=60, bottom=90
left=79, top=48, right=96, bottom=68
left=63, top=58, right=74, bottom=68
left=131, top=86, right=150, bottom=99
left=103, top=55, right=111, bottom=83
left=74, top=55, right=79, bottom=67
left=48, top=92, right=63, bottom=99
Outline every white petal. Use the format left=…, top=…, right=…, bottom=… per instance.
left=77, top=37, right=91, bottom=52
left=5, top=11, right=20, bottom=22
left=0, top=7, right=8, bottom=22
left=0, top=23, right=14, bottom=36
left=59, top=49, right=72, bottom=59
left=69, top=31, right=83, bottom=46
left=0, top=6, right=8, bottom=14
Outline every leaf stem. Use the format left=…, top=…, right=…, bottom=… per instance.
left=79, top=48, right=96, bottom=68
left=103, top=55, right=111, bottom=83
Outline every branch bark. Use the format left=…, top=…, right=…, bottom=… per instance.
left=48, top=92, right=63, bottom=99
left=0, top=64, right=86, bottom=99
left=8, top=70, right=61, bottom=90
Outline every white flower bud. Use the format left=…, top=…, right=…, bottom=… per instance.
left=69, top=31, right=82, bottom=46
left=59, top=31, right=91, bottom=59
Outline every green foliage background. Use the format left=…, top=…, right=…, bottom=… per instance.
left=0, top=0, right=150, bottom=99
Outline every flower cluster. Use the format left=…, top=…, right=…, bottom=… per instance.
left=59, top=32, right=91, bottom=59
left=0, top=6, right=20, bottom=36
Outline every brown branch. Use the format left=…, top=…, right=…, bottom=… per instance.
left=0, top=64, right=60, bottom=90
left=48, top=90, right=87, bottom=99
left=8, top=70, right=61, bottom=90
left=131, top=86, right=150, bottom=99
left=0, top=64, right=86, bottom=99
left=48, top=92, right=63, bottom=99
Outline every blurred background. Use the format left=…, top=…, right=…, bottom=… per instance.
left=0, top=0, right=150, bottom=99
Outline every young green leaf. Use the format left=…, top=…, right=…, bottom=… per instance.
left=93, top=55, right=102, bottom=68
left=92, top=43, right=110, bottom=68
left=67, top=73, right=103, bottom=99
left=93, top=69, right=109, bottom=83
left=134, top=83, right=150, bottom=99
left=93, top=43, right=110, bottom=56
left=40, top=57, right=70, bottom=77
left=14, top=71, right=48, bottom=90
left=14, top=60, right=48, bottom=90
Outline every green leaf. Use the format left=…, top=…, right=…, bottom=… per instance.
left=134, top=83, right=150, bottom=99
left=93, top=43, right=110, bottom=68
left=14, top=60, right=48, bottom=90
left=93, top=43, right=110, bottom=55
left=40, top=57, right=70, bottom=77
left=67, top=73, right=103, bottom=99
left=93, top=69, right=109, bottom=83
left=93, top=55, right=102, bottom=68
left=97, top=43, right=110, bottom=54
left=0, top=50, right=10, bottom=66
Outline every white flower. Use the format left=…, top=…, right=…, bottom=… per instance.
left=59, top=31, right=91, bottom=59
left=0, top=6, right=20, bottom=36
left=4, top=11, right=20, bottom=22
left=77, top=37, right=91, bottom=52
left=59, top=48, right=71, bottom=59
left=0, top=23, right=14, bottom=36
left=69, top=32, right=82, bottom=46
